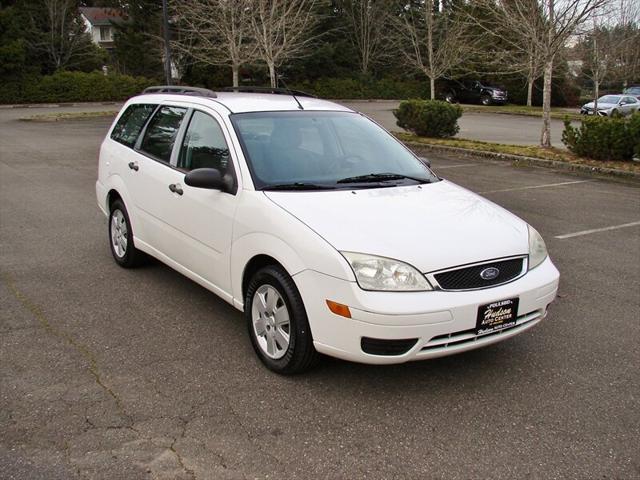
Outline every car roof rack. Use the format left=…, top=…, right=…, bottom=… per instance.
left=142, top=85, right=217, bottom=98
left=221, top=86, right=316, bottom=98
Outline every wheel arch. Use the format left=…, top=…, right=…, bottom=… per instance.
left=231, top=233, right=308, bottom=311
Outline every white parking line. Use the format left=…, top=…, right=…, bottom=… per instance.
left=555, top=221, right=640, bottom=239
left=480, top=180, right=593, bottom=194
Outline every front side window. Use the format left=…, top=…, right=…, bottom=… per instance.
left=231, top=111, right=437, bottom=190
left=111, top=104, right=156, bottom=148
left=178, top=111, right=232, bottom=174
left=139, top=106, right=187, bottom=163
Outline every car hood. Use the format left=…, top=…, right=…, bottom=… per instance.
left=584, top=101, right=616, bottom=109
left=265, top=180, right=529, bottom=273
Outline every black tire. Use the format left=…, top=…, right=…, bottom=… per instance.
left=108, top=199, right=144, bottom=268
left=245, top=265, right=319, bottom=374
left=481, top=95, right=491, bottom=106
left=444, top=92, right=456, bottom=104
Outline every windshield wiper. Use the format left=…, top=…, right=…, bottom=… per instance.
left=262, top=182, right=336, bottom=191
left=336, top=173, right=430, bottom=184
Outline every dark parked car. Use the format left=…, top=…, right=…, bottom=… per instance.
left=440, top=80, right=508, bottom=105
left=623, top=86, right=640, bottom=100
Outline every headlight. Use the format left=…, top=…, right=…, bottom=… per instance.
left=528, top=225, right=548, bottom=270
left=341, top=252, right=432, bottom=291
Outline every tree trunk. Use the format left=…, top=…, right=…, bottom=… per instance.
left=232, top=65, right=239, bottom=88
left=526, top=78, right=533, bottom=107
left=268, top=62, right=276, bottom=88
left=430, top=76, right=435, bottom=100
left=540, top=57, right=554, bottom=148
left=594, top=79, right=599, bottom=112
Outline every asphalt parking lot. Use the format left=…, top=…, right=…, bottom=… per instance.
left=343, top=100, right=571, bottom=147
left=1, top=108, right=639, bottom=479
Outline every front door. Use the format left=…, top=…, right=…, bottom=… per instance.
left=156, top=108, right=240, bottom=297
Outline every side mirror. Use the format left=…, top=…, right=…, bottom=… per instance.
left=184, top=168, right=224, bottom=190
left=418, top=156, right=432, bottom=168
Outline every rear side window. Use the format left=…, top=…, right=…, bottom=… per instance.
left=110, top=104, right=156, bottom=148
left=139, top=106, right=187, bottom=163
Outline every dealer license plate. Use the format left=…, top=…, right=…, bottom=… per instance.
left=476, top=298, right=519, bottom=336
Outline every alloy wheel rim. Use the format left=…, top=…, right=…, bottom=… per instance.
left=251, top=285, right=290, bottom=360
left=110, top=210, right=128, bottom=258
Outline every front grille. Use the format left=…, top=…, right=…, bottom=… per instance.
left=361, top=337, right=418, bottom=356
left=420, top=310, right=542, bottom=352
left=433, top=257, right=525, bottom=290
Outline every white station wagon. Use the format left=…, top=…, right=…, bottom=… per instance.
left=96, top=86, right=560, bottom=374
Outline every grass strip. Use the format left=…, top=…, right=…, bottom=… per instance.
left=20, top=110, right=118, bottom=122
left=395, top=132, right=640, bottom=174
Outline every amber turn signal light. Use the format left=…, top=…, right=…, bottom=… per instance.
left=326, top=300, right=351, bottom=318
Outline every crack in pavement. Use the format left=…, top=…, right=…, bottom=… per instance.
left=2, top=271, right=133, bottom=427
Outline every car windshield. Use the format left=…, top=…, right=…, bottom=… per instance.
left=598, top=95, right=621, bottom=104
left=230, top=111, right=438, bottom=190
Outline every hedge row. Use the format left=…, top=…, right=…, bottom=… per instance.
left=0, top=71, right=154, bottom=104
left=562, top=113, right=640, bottom=161
left=393, top=99, right=463, bottom=138
left=292, top=77, right=430, bottom=99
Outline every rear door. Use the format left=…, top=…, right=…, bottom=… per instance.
left=132, top=104, right=189, bottom=255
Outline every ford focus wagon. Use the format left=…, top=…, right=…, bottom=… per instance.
left=96, top=86, right=560, bottom=374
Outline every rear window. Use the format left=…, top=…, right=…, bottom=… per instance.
left=110, top=104, right=156, bottom=148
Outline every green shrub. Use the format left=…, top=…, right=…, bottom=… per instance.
left=562, top=113, right=640, bottom=161
left=628, top=113, right=640, bottom=159
left=393, top=99, right=463, bottom=138
left=0, top=71, right=154, bottom=104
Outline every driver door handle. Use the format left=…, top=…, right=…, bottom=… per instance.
left=169, top=183, right=183, bottom=195
left=128, top=161, right=139, bottom=171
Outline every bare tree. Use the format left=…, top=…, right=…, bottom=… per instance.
left=172, top=0, right=257, bottom=87
left=609, top=0, right=640, bottom=87
left=339, top=0, right=394, bottom=75
left=579, top=9, right=616, bottom=112
left=29, top=0, right=99, bottom=71
left=472, top=0, right=607, bottom=147
left=393, top=1, right=476, bottom=100
left=251, top=0, right=325, bottom=87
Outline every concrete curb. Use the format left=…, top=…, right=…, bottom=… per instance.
left=403, top=141, right=640, bottom=183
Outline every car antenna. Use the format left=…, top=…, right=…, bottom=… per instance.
left=278, top=76, right=304, bottom=110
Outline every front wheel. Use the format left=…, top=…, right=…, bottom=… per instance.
left=444, top=92, right=456, bottom=103
left=481, top=95, right=491, bottom=106
left=245, top=265, right=319, bottom=374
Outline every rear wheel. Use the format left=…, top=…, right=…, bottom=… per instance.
left=444, top=92, right=456, bottom=104
left=481, top=95, right=491, bottom=106
left=245, top=265, right=319, bottom=374
left=109, top=199, right=144, bottom=268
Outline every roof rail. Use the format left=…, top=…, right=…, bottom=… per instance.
left=142, top=85, right=217, bottom=98
left=221, top=86, right=316, bottom=98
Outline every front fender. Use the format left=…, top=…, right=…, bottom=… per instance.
left=230, top=233, right=307, bottom=310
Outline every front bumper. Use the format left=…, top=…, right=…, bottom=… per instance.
left=294, top=257, right=559, bottom=364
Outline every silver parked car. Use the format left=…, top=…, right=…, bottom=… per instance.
left=580, top=94, right=639, bottom=117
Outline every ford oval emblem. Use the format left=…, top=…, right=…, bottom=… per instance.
left=480, top=267, right=500, bottom=280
